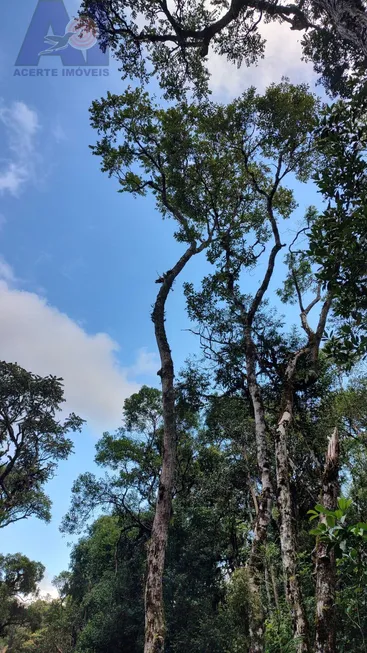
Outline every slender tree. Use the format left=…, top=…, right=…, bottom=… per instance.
left=314, top=427, right=340, bottom=653
left=182, top=81, right=320, bottom=651
left=90, top=89, right=259, bottom=651
left=145, top=243, right=210, bottom=653
left=88, top=78, right=367, bottom=652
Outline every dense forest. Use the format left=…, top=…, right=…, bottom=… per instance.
left=1, top=1, right=367, bottom=652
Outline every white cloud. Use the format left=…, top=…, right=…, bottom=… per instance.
left=0, top=256, right=16, bottom=284
left=130, top=347, right=160, bottom=377
left=0, top=100, right=40, bottom=196
left=0, top=162, right=29, bottom=195
left=52, top=122, right=67, bottom=144
left=208, top=21, right=315, bottom=99
left=0, top=263, right=159, bottom=431
left=8, top=101, right=39, bottom=150
left=38, top=574, right=59, bottom=600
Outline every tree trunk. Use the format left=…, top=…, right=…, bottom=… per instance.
left=264, top=564, right=272, bottom=614
left=314, top=0, right=367, bottom=58
left=275, top=394, right=310, bottom=653
left=245, top=332, right=274, bottom=653
left=315, top=427, right=340, bottom=653
left=144, top=243, right=201, bottom=653
left=274, top=293, right=331, bottom=653
left=270, top=562, right=280, bottom=614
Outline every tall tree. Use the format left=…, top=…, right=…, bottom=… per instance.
left=90, top=80, right=321, bottom=652
left=182, top=81, right=320, bottom=651
left=88, top=76, right=367, bottom=651
left=0, top=361, right=83, bottom=529
left=90, top=90, right=228, bottom=652
left=62, top=386, right=252, bottom=653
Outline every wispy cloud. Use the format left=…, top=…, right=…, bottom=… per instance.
left=52, top=121, right=67, bottom=144
left=0, top=256, right=16, bottom=284
left=0, top=100, right=40, bottom=196
left=129, top=347, right=160, bottom=378
left=38, top=574, right=59, bottom=600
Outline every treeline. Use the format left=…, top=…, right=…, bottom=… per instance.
left=1, top=374, right=367, bottom=652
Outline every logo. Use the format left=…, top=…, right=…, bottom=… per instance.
left=15, top=0, right=109, bottom=74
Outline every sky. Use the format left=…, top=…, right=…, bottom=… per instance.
left=0, top=1, right=321, bottom=597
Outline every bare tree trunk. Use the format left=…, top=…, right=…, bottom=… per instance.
left=270, top=562, right=280, bottom=613
left=274, top=289, right=331, bottom=652
left=315, top=427, right=340, bottom=653
left=144, top=243, right=202, bottom=653
left=246, top=336, right=274, bottom=653
left=264, top=564, right=272, bottom=614
left=275, top=378, right=310, bottom=653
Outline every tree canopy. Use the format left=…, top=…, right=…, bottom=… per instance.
left=80, top=0, right=367, bottom=97
left=12, top=370, right=367, bottom=652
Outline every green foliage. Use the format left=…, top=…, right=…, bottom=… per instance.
left=61, top=386, right=165, bottom=536
left=276, top=247, right=316, bottom=307
left=224, top=568, right=250, bottom=644
left=308, top=497, right=367, bottom=561
left=265, top=614, right=303, bottom=653
left=309, top=496, right=367, bottom=650
left=11, top=369, right=364, bottom=652
left=58, top=386, right=258, bottom=652
left=0, top=361, right=84, bottom=528
left=310, top=83, right=367, bottom=365
left=0, top=554, right=44, bottom=597
left=0, top=553, right=44, bottom=642
left=15, top=599, right=78, bottom=653
left=90, top=81, right=318, bottom=260
left=123, top=385, right=162, bottom=432
left=81, top=0, right=367, bottom=98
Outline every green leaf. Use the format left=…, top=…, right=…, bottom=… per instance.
left=315, top=504, right=326, bottom=513
left=337, top=497, right=353, bottom=513
left=310, top=527, right=322, bottom=536
left=309, top=514, right=319, bottom=522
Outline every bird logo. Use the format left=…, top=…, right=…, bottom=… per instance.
left=38, top=18, right=97, bottom=56
left=38, top=32, right=75, bottom=56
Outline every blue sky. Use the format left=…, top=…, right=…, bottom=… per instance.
left=0, top=1, right=322, bottom=596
